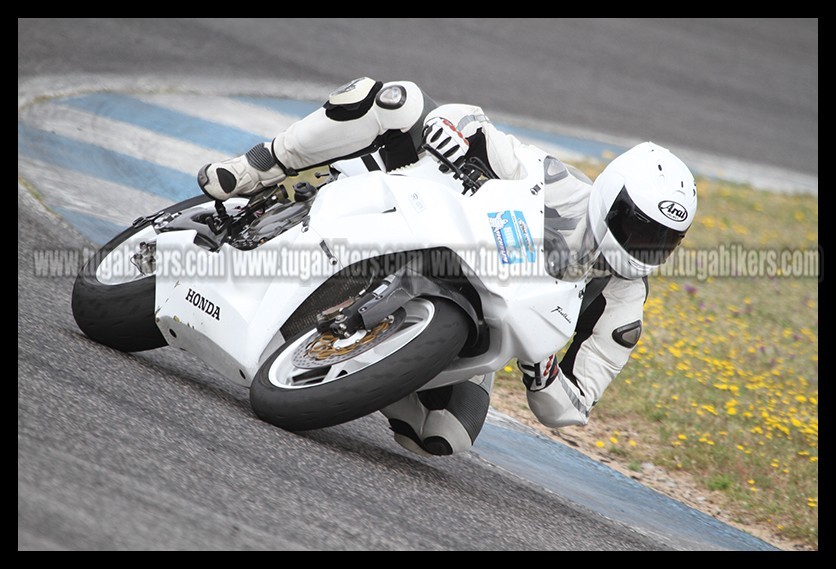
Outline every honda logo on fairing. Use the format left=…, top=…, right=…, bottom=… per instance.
left=658, top=200, right=688, bottom=221
left=185, top=288, right=221, bottom=320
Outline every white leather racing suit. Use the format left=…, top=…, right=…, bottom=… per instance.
left=247, top=77, right=648, bottom=454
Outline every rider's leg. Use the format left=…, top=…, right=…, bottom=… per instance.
left=380, top=374, right=493, bottom=456
left=198, top=77, right=431, bottom=200
left=525, top=276, right=646, bottom=428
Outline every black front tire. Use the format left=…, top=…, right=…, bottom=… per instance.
left=250, top=297, right=470, bottom=432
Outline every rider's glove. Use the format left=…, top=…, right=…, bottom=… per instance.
left=518, top=355, right=561, bottom=392
left=422, top=117, right=470, bottom=169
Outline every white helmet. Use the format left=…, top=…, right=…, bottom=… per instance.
left=588, top=142, right=697, bottom=279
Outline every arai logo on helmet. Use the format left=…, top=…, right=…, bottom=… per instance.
left=658, top=200, right=688, bottom=222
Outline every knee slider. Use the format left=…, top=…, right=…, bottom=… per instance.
left=419, top=379, right=490, bottom=443
left=323, top=78, right=426, bottom=135
left=386, top=377, right=491, bottom=457
left=388, top=408, right=474, bottom=457
left=374, top=81, right=426, bottom=132
left=418, top=379, right=490, bottom=455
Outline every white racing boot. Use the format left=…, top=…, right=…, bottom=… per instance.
left=198, top=142, right=287, bottom=201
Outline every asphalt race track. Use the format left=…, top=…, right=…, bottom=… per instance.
left=18, top=18, right=816, bottom=551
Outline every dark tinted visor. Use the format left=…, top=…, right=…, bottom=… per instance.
left=605, top=186, right=686, bottom=263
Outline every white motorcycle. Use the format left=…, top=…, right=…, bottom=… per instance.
left=72, top=144, right=589, bottom=431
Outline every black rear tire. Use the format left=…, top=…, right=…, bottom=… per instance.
left=71, top=195, right=211, bottom=352
left=250, top=297, right=469, bottom=432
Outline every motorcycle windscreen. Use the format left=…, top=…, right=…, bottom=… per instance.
left=543, top=207, right=598, bottom=282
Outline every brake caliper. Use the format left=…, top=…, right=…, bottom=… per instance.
left=130, top=241, right=156, bottom=275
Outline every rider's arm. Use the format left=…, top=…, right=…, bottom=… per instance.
left=524, top=276, right=648, bottom=428
left=424, top=104, right=531, bottom=181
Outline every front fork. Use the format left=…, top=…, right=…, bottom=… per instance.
left=315, top=261, right=481, bottom=347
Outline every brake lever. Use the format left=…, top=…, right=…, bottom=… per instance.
left=420, top=144, right=482, bottom=195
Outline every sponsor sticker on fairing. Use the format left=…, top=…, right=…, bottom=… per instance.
left=487, top=210, right=537, bottom=264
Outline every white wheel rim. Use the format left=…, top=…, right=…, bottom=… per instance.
left=267, top=298, right=436, bottom=389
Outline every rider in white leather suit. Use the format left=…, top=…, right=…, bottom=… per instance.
left=199, top=77, right=698, bottom=457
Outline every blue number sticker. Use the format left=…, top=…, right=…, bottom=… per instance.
left=487, top=210, right=537, bottom=264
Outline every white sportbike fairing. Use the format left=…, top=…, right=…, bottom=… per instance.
left=72, top=145, right=587, bottom=432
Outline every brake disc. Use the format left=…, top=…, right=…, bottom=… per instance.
left=291, top=309, right=406, bottom=369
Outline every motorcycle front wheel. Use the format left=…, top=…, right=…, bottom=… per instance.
left=249, top=297, right=469, bottom=432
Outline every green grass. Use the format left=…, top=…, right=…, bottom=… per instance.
left=494, top=168, right=819, bottom=548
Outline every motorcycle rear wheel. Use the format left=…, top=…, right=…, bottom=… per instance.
left=249, top=297, right=469, bottom=432
left=71, top=195, right=212, bottom=352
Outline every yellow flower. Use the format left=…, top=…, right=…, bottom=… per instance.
left=701, top=404, right=718, bottom=416
left=595, top=441, right=605, bottom=448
